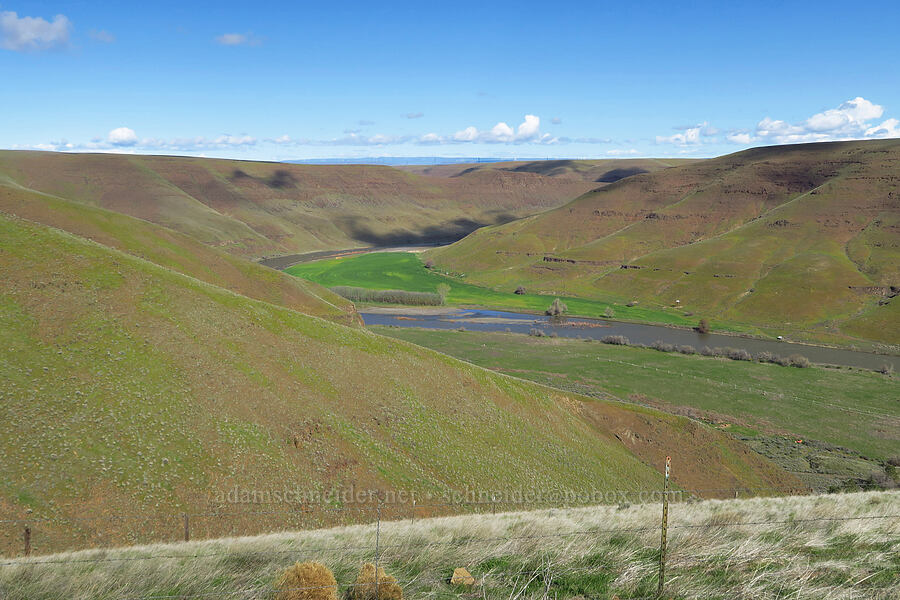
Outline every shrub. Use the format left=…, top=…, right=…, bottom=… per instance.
left=726, top=348, right=753, bottom=361
left=676, top=345, right=696, bottom=355
left=788, top=354, right=811, bottom=368
left=514, top=285, right=526, bottom=295
left=275, top=561, right=338, bottom=600
left=755, top=351, right=777, bottom=363
left=876, top=363, right=894, bottom=375
left=351, top=563, right=402, bottom=600
left=626, top=300, right=638, bottom=307
left=700, top=346, right=715, bottom=356
left=650, top=340, right=675, bottom=353
left=436, top=283, right=450, bottom=303
left=529, top=328, right=546, bottom=337
left=548, top=331, right=558, bottom=338
left=424, top=259, right=434, bottom=269
left=546, top=298, right=568, bottom=316
left=329, top=286, right=442, bottom=306
left=603, top=307, right=615, bottom=319
left=601, top=335, right=629, bottom=345
left=775, top=355, right=792, bottom=367
left=696, top=319, right=711, bottom=334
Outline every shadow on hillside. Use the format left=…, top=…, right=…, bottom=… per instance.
left=336, top=211, right=516, bottom=246
left=595, top=167, right=649, bottom=182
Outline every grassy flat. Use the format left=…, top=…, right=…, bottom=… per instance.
left=287, top=252, right=696, bottom=326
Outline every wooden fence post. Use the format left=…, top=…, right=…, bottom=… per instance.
left=657, top=456, right=671, bottom=599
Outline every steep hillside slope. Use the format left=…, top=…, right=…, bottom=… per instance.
left=0, top=214, right=797, bottom=553
left=0, top=181, right=358, bottom=325
left=0, top=151, right=595, bottom=258
left=398, top=157, right=693, bottom=182
left=428, top=140, right=900, bottom=344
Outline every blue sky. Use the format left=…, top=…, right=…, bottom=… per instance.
left=2, top=0, right=899, bottom=160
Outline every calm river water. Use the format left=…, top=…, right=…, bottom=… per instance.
left=362, top=308, right=899, bottom=372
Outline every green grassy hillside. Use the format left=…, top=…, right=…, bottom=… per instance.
left=0, top=181, right=359, bottom=325
left=373, top=328, right=900, bottom=489
left=0, top=213, right=798, bottom=554
left=0, top=151, right=596, bottom=259
left=427, top=140, right=900, bottom=346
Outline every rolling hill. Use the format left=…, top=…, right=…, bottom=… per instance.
left=0, top=210, right=799, bottom=554
left=0, top=151, right=599, bottom=259
left=426, top=140, right=900, bottom=345
left=0, top=181, right=359, bottom=325
left=397, top=157, right=694, bottom=183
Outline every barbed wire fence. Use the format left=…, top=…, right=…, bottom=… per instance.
left=1, top=473, right=897, bottom=600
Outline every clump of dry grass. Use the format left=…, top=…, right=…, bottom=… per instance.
left=350, top=563, right=402, bottom=600
left=275, top=561, right=338, bottom=600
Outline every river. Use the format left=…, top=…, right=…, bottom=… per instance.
left=361, top=308, right=900, bottom=372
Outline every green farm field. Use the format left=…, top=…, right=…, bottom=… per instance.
left=373, top=327, right=900, bottom=489
left=287, top=252, right=697, bottom=327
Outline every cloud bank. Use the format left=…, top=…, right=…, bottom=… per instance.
left=657, top=97, right=899, bottom=148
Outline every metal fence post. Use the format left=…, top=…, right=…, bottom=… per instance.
left=657, top=456, right=670, bottom=599
left=23, top=525, right=31, bottom=557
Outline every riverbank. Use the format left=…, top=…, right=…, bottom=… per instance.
left=362, top=307, right=900, bottom=371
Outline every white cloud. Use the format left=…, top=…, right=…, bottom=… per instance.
left=89, top=29, right=115, bottom=43
left=656, top=123, right=706, bottom=146
left=0, top=10, right=71, bottom=52
left=489, top=121, right=515, bottom=141
left=404, top=112, right=424, bottom=119
left=516, top=114, right=541, bottom=139
left=606, top=148, right=639, bottom=156
left=726, top=132, right=754, bottom=144
left=215, top=33, right=260, bottom=46
left=745, top=97, right=894, bottom=144
left=865, top=118, right=900, bottom=138
left=448, top=115, right=553, bottom=144
left=551, top=117, right=562, bottom=125
left=418, top=133, right=442, bottom=144
left=107, top=127, right=138, bottom=147
left=657, top=97, right=898, bottom=149
left=453, top=126, right=479, bottom=142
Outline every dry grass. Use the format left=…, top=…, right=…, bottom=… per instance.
left=275, top=561, right=338, bottom=600
left=350, top=563, right=402, bottom=600
left=1, top=491, right=897, bottom=599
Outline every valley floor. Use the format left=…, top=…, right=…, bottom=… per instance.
left=285, top=252, right=900, bottom=354
left=2, top=491, right=897, bottom=600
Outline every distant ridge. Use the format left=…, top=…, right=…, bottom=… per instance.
left=284, top=156, right=549, bottom=165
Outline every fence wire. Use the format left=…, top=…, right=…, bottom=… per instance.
left=1, top=488, right=897, bottom=600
